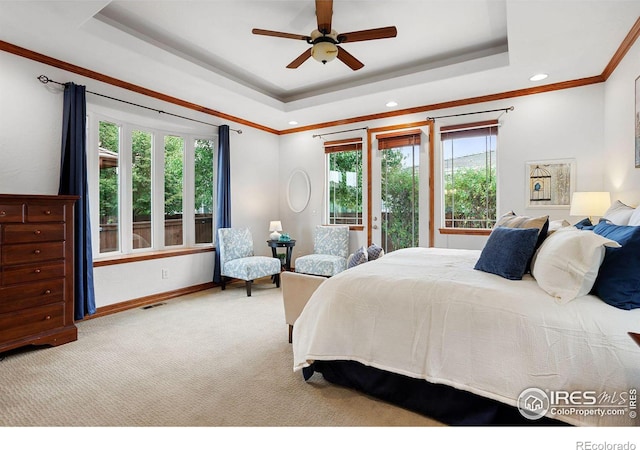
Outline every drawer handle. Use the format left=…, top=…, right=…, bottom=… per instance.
left=34, top=249, right=41, bottom=255
left=34, top=230, right=41, bottom=235
left=34, top=268, right=41, bottom=274
left=0, top=210, right=5, bottom=216
left=44, top=289, right=51, bottom=295
left=45, top=315, right=51, bottom=321
left=44, top=210, right=52, bottom=215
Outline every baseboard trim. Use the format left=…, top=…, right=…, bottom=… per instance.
left=82, top=282, right=218, bottom=320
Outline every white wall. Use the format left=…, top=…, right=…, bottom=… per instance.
left=0, top=50, right=280, bottom=309
left=278, top=84, right=606, bottom=252
left=604, top=37, right=640, bottom=205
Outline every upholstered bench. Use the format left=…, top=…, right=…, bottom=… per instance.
left=281, top=271, right=326, bottom=343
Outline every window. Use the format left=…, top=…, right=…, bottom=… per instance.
left=325, top=138, right=363, bottom=225
left=194, top=139, right=214, bottom=244
left=91, top=114, right=215, bottom=257
left=164, top=135, right=184, bottom=246
left=132, top=129, right=153, bottom=249
left=377, top=130, right=420, bottom=251
left=441, top=120, right=497, bottom=229
left=98, top=121, right=120, bottom=253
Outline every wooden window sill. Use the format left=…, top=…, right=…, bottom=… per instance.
left=439, top=228, right=491, bottom=236
left=93, top=246, right=214, bottom=267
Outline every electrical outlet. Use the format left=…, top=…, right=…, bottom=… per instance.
left=161, top=268, right=169, bottom=279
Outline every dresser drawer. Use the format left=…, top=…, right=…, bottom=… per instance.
left=0, top=303, right=65, bottom=344
left=3, top=223, right=65, bottom=244
left=0, top=279, right=64, bottom=313
left=2, top=241, right=65, bottom=265
left=0, top=203, right=25, bottom=223
left=27, top=203, right=66, bottom=222
left=2, top=261, right=65, bottom=286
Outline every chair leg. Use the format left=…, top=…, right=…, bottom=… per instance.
left=246, top=280, right=253, bottom=297
left=289, top=324, right=293, bottom=344
left=274, top=273, right=280, bottom=288
left=221, top=277, right=226, bottom=290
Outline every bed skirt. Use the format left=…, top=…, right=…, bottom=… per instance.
left=303, top=360, right=568, bottom=426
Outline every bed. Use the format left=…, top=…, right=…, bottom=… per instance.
left=291, top=245, right=640, bottom=426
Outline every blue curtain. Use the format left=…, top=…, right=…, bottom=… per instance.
left=213, top=125, right=231, bottom=283
left=58, top=82, right=96, bottom=320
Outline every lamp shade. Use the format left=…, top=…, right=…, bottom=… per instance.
left=569, top=192, right=611, bottom=218
left=269, top=221, right=282, bottom=232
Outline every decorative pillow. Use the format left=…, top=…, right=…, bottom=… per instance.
left=531, top=228, right=620, bottom=303
left=494, top=211, right=549, bottom=250
left=592, top=222, right=640, bottom=310
left=546, top=219, right=571, bottom=236
left=367, top=243, right=385, bottom=261
left=347, top=246, right=368, bottom=269
left=602, top=200, right=634, bottom=225
left=628, top=206, right=640, bottom=226
left=474, top=227, right=540, bottom=280
left=573, top=217, right=594, bottom=230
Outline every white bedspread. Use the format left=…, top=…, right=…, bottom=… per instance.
left=292, top=247, right=640, bottom=426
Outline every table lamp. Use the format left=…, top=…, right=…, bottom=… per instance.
left=569, top=192, right=611, bottom=223
left=269, top=221, right=282, bottom=241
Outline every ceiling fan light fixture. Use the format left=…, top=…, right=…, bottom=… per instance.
left=311, top=41, right=338, bottom=64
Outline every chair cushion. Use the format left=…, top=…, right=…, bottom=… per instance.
left=295, top=254, right=347, bottom=277
left=313, top=226, right=350, bottom=258
left=222, top=256, right=281, bottom=281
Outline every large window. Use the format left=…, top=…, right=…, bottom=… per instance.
left=194, top=139, right=214, bottom=244
left=377, top=130, right=420, bottom=252
left=441, top=121, right=497, bottom=229
left=325, top=138, right=363, bottom=225
left=91, top=115, right=214, bottom=256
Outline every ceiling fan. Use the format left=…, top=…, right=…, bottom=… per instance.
left=252, top=0, right=397, bottom=71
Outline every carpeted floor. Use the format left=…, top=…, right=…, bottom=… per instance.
left=0, top=279, right=443, bottom=427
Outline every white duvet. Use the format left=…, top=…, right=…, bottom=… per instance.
left=292, top=247, right=640, bottom=426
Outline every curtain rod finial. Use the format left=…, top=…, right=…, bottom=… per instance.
left=37, top=75, right=50, bottom=84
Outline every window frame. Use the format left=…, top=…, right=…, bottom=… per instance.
left=439, top=120, right=498, bottom=232
left=324, top=137, right=364, bottom=228
left=87, top=111, right=216, bottom=259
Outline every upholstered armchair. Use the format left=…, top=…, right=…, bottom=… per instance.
left=294, top=225, right=350, bottom=277
left=217, top=227, right=281, bottom=296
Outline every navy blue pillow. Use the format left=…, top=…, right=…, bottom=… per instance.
left=474, top=227, right=540, bottom=280
left=592, top=222, right=640, bottom=310
left=574, top=217, right=594, bottom=230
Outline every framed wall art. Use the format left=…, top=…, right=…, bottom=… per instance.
left=526, top=159, right=575, bottom=209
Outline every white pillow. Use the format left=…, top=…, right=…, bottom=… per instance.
left=628, top=206, right=640, bottom=226
left=547, top=219, right=571, bottom=235
left=531, top=228, right=620, bottom=303
left=602, top=200, right=635, bottom=225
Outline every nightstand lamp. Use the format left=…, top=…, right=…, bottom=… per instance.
left=569, top=192, right=611, bottom=223
left=269, top=220, right=283, bottom=241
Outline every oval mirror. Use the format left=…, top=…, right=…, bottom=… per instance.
left=287, top=169, right=311, bottom=213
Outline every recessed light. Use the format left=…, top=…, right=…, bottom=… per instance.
left=288, top=120, right=298, bottom=125
left=529, top=73, right=548, bottom=82
left=386, top=101, right=398, bottom=107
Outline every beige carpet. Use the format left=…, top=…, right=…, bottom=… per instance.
left=0, top=279, right=443, bottom=427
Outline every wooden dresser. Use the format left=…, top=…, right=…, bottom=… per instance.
left=0, top=194, right=78, bottom=353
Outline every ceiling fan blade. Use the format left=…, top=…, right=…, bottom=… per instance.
left=337, top=26, right=398, bottom=43
left=337, top=46, right=364, bottom=71
left=287, top=48, right=313, bottom=69
left=315, top=0, right=333, bottom=34
left=252, top=28, right=310, bottom=41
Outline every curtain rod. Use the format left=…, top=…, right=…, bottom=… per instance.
left=426, top=106, right=514, bottom=121
left=37, top=75, right=242, bottom=134
left=312, top=126, right=368, bottom=139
